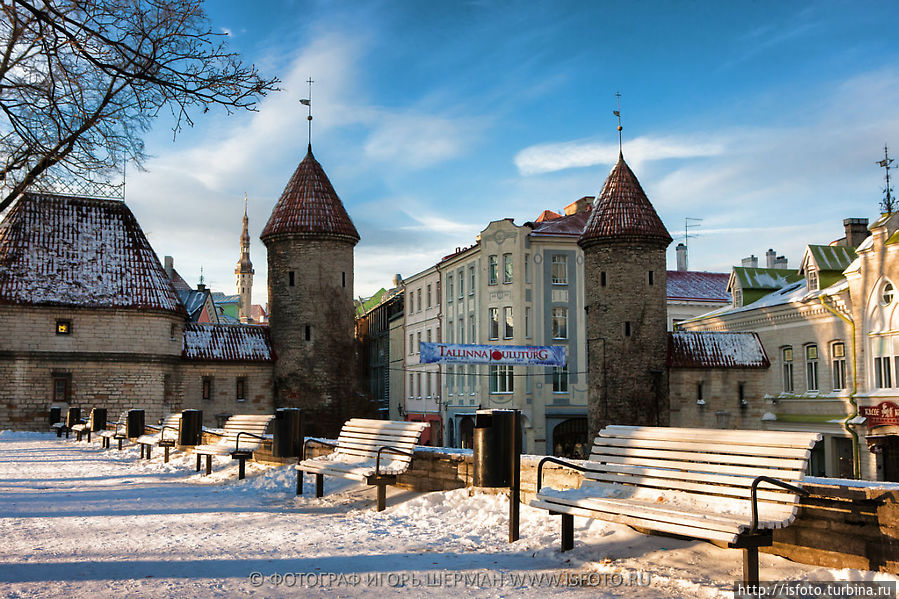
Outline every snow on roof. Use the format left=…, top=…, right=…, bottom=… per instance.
left=666, top=271, right=730, bottom=302
left=182, top=323, right=273, bottom=362
left=0, top=193, right=183, bottom=313
left=177, top=290, right=210, bottom=321
left=802, top=245, right=856, bottom=273
left=528, top=210, right=590, bottom=237
left=668, top=331, right=769, bottom=369
left=731, top=266, right=800, bottom=290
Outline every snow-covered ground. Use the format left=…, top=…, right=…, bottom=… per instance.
left=0, top=431, right=893, bottom=598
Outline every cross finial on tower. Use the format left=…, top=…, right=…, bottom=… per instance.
left=300, top=77, right=314, bottom=151
left=878, top=144, right=895, bottom=214
left=613, top=92, right=623, bottom=156
left=244, top=193, right=248, bottom=218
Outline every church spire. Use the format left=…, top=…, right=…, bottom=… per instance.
left=235, top=194, right=255, bottom=322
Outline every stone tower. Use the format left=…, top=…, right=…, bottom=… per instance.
left=235, top=199, right=254, bottom=322
left=260, top=145, right=362, bottom=437
left=578, top=152, right=673, bottom=442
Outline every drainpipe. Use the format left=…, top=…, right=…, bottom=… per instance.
left=820, top=295, right=861, bottom=479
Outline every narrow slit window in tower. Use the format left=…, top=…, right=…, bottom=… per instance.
left=289, top=271, right=295, bottom=287
left=624, top=321, right=631, bottom=336
left=305, top=325, right=311, bottom=341
left=342, top=272, right=346, bottom=288
left=648, top=271, right=654, bottom=285
left=600, top=272, right=606, bottom=287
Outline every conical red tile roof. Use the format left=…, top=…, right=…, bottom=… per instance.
left=579, top=153, right=671, bottom=248
left=261, top=146, right=360, bottom=244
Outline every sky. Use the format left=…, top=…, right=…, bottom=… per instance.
left=122, top=0, right=899, bottom=306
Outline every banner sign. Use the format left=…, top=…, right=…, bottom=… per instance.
left=419, top=342, right=566, bottom=366
left=861, top=401, right=899, bottom=427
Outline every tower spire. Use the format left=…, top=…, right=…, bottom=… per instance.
left=613, top=92, right=623, bottom=157
left=878, top=144, right=895, bottom=214
left=300, top=77, right=314, bottom=151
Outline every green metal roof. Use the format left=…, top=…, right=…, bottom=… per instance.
left=355, top=288, right=387, bottom=317
left=730, top=267, right=800, bottom=290
left=805, top=244, right=856, bottom=272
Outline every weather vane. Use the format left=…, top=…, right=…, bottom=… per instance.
left=878, top=144, right=895, bottom=214
left=613, top=92, right=623, bottom=155
left=300, top=78, right=314, bottom=149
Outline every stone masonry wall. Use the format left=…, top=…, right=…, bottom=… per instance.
left=178, top=362, right=274, bottom=426
left=669, top=368, right=770, bottom=428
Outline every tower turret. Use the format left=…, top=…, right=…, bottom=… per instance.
left=235, top=197, right=255, bottom=322
left=261, top=145, right=364, bottom=436
left=579, top=152, right=673, bottom=441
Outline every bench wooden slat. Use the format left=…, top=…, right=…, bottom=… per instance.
left=587, top=454, right=805, bottom=481
left=343, top=419, right=427, bottom=432
left=600, top=426, right=819, bottom=449
left=591, top=445, right=810, bottom=471
left=584, top=471, right=800, bottom=504
left=592, top=436, right=813, bottom=459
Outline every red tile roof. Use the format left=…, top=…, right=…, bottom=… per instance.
left=580, top=154, right=672, bottom=247
left=535, top=209, right=562, bottom=222
left=0, top=193, right=183, bottom=313
left=182, top=323, right=273, bottom=361
left=667, top=331, right=769, bottom=369
left=261, top=146, right=360, bottom=244
left=529, top=210, right=591, bottom=237
left=666, top=271, right=731, bottom=302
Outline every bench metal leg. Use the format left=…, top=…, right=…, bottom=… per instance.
left=196, top=454, right=201, bottom=472
left=117, top=438, right=123, bottom=450
left=206, top=454, right=212, bottom=476
left=743, top=548, right=760, bottom=585
left=315, top=474, right=324, bottom=498
left=56, top=427, right=63, bottom=438
left=561, top=514, right=574, bottom=552
left=163, top=446, right=170, bottom=463
left=376, top=483, right=387, bottom=512
left=237, top=457, right=247, bottom=480
left=64, top=428, right=70, bottom=439
left=87, top=430, right=91, bottom=443
left=146, top=445, right=151, bottom=460
left=296, top=464, right=303, bottom=495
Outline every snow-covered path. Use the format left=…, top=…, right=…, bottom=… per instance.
left=0, top=432, right=890, bottom=598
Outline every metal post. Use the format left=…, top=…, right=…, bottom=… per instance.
left=196, top=454, right=201, bottom=472
left=315, top=474, right=324, bottom=498
left=509, top=409, right=521, bottom=543
left=377, top=483, right=387, bottom=512
left=164, top=446, right=170, bottom=463
left=205, top=455, right=212, bottom=475
left=561, top=514, right=574, bottom=551
left=238, top=458, right=246, bottom=480
left=743, top=548, right=760, bottom=585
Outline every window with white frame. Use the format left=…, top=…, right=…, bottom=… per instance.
left=427, top=284, right=432, bottom=308
left=782, top=347, right=793, bottom=392
left=503, top=307, right=513, bottom=339
left=416, top=332, right=421, bottom=354
left=524, top=254, right=531, bottom=284
left=489, top=364, right=513, bottom=393
left=873, top=336, right=894, bottom=388
left=469, top=266, right=475, bottom=295
left=552, top=307, right=568, bottom=339
left=409, top=333, right=414, bottom=355
left=447, top=275, right=454, bottom=302
left=525, top=306, right=532, bottom=338
left=447, top=365, right=454, bottom=395
left=416, top=372, right=422, bottom=398
left=805, top=344, right=819, bottom=391
left=458, top=318, right=464, bottom=344
left=427, top=329, right=432, bottom=343
left=469, top=312, right=475, bottom=342
left=458, top=269, right=464, bottom=298
left=832, top=342, right=847, bottom=390
left=488, top=307, right=499, bottom=340
left=488, top=255, right=498, bottom=285
left=552, top=365, right=568, bottom=393
left=807, top=269, right=818, bottom=291
left=503, top=253, right=513, bottom=284
left=551, top=255, right=568, bottom=285
left=417, top=288, right=422, bottom=312
left=425, top=371, right=431, bottom=398
left=447, top=321, right=453, bottom=343
left=409, top=373, right=414, bottom=398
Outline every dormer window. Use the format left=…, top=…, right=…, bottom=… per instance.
left=733, top=288, right=743, bottom=308
left=807, top=269, right=818, bottom=291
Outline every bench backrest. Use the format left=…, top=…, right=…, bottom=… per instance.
left=586, top=426, right=821, bottom=522
left=219, top=414, right=274, bottom=445
left=334, top=419, right=428, bottom=468
left=158, top=414, right=182, bottom=441
left=112, top=411, right=130, bottom=434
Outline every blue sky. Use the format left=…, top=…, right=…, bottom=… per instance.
left=126, top=0, right=899, bottom=306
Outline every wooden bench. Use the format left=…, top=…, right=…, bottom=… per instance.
left=136, top=414, right=182, bottom=462
left=297, top=419, right=427, bottom=511
left=193, top=414, right=274, bottom=478
left=70, top=408, right=107, bottom=443
left=530, top=426, right=821, bottom=584
left=98, top=411, right=130, bottom=450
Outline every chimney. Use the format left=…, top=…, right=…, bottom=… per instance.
left=741, top=255, right=758, bottom=268
left=393, top=273, right=403, bottom=288
left=676, top=243, right=688, bottom=271
left=766, top=249, right=776, bottom=269
left=774, top=256, right=788, bottom=269
left=164, top=255, right=174, bottom=279
left=843, top=218, right=870, bottom=249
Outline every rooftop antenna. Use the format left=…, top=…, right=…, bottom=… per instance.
left=877, top=144, right=895, bottom=214
left=684, top=217, right=703, bottom=270
left=300, top=77, right=314, bottom=150
left=613, top=92, right=623, bottom=156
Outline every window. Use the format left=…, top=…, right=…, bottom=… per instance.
left=469, top=266, right=475, bottom=295
left=342, top=271, right=346, bottom=288
left=458, top=318, right=464, bottom=344
left=503, top=307, right=513, bottom=338
left=416, top=332, right=421, bottom=354
left=170, top=323, right=177, bottom=340
left=425, top=372, right=431, bottom=398
left=236, top=378, right=246, bottom=402
left=488, top=255, right=498, bottom=285
left=805, top=344, right=819, bottom=391
left=469, top=312, right=475, bottom=342
left=427, top=285, right=432, bottom=308
left=525, top=307, right=532, bottom=339
left=52, top=374, right=71, bottom=402
left=552, top=365, right=568, bottom=393
left=447, top=275, right=454, bottom=302
left=488, top=308, right=499, bottom=340
left=416, top=288, right=422, bottom=312
left=734, top=288, right=743, bottom=308
left=489, top=365, right=514, bottom=393
left=601, top=271, right=607, bottom=287
left=832, top=342, right=847, bottom=390
left=417, top=372, right=422, bottom=397
left=468, top=365, right=476, bottom=394
left=447, top=365, right=454, bottom=394
left=409, top=333, right=414, bottom=355
left=503, top=254, right=513, bottom=284
left=56, top=320, right=71, bottom=335
left=883, top=282, right=895, bottom=306
left=873, top=336, right=894, bottom=388
left=524, top=254, right=531, bottom=284
left=697, top=381, right=704, bottom=401
left=807, top=269, right=818, bottom=291
left=458, top=269, right=464, bottom=298
left=202, top=377, right=212, bottom=400
left=427, top=329, right=432, bottom=343
left=288, top=271, right=295, bottom=287
left=551, top=307, right=568, bottom=339
left=305, top=325, right=311, bottom=341
left=648, top=271, right=654, bottom=286
left=409, top=373, right=414, bottom=398
left=625, top=321, right=632, bottom=337
left=782, top=347, right=794, bottom=392
left=551, top=255, right=568, bottom=285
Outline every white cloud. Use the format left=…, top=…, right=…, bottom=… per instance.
left=513, top=136, right=725, bottom=176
